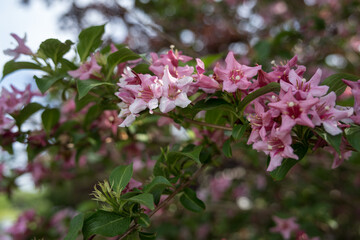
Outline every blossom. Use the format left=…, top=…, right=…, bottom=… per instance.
left=342, top=79, right=360, bottom=114
left=159, top=66, right=192, bottom=113
left=270, top=216, right=299, bottom=239
left=214, top=51, right=261, bottom=92
left=310, top=92, right=353, bottom=135
left=3, top=33, right=33, bottom=60
left=193, top=58, right=220, bottom=93
left=268, top=90, right=319, bottom=132
left=0, top=84, right=41, bottom=114
left=68, top=54, right=102, bottom=80
left=253, top=125, right=298, bottom=171
left=280, top=69, right=328, bottom=99
left=6, top=210, right=37, bottom=240
left=324, top=138, right=353, bottom=168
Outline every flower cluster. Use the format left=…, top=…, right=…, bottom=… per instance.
left=113, top=50, right=358, bottom=171
left=0, top=84, right=40, bottom=133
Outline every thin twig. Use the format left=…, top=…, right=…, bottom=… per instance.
left=117, top=164, right=207, bottom=240
left=154, top=112, right=233, bottom=131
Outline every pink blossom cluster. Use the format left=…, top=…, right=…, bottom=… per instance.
left=0, top=84, right=41, bottom=133
left=114, top=50, right=358, bottom=171
left=3, top=33, right=33, bottom=60
left=115, top=50, right=196, bottom=127
left=244, top=56, right=352, bottom=170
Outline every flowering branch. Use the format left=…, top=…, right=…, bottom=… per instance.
left=154, top=112, right=233, bottom=131
left=117, top=164, right=207, bottom=240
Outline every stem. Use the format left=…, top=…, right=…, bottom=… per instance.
left=117, top=165, right=207, bottom=240
left=154, top=112, right=233, bottom=131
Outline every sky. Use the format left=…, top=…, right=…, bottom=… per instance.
left=0, top=0, right=75, bottom=89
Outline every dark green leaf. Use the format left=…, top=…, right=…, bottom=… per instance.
left=222, top=139, right=232, bottom=158
left=238, top=82, right=280, bottom=113
left=41, top=108, right=60, bottom=132
left=2, top=61, right=42, bottom=79
left=321, top=73, right=360, bottom=96
left=34, top=74, right=66, bottom=94
left=167, top=145, right=203, bottom=164
left=132, top=64, right=151, bottom=74
left=314, top=128, right=342, bottom=154
left=75, top=93, right=99, bottom=112
left=107, top=47, right=140, bottom=68
left=82, top=211, right=130, bottom=239
left=345, top=125, right=360, bottom=152
left=232, top=123, right=248, bottom=140
left=139, top=231, right=156, bottom=240
left=39, top=39, right=73, bottom=64
left=64, top=213, right=84, bottom=240
left=84, top=104, right=101, bottom=128
left=180, top=188, right=205, bottom=212
left=109, top=164, right=133, bottom=193
left=127, top=193, right=154, bottom=210
left=143, top=176, right=172, bottom=193
left=12, top=102, right=43, bottom=128
left=76, top=79, right=114, bottom=99
left=77, top=25, right=105, bottom=62
left=270, top=142, right=308, bottom=181
left=138, top=213, right=151, bottom=228
left=193, top=98, right=237, bottom=117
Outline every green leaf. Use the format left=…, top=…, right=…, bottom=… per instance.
left=167, top=145, right=203, bottom=164
left=77, top=25, right=105, bottom=62
left=232, top=123, right=248, bottom=140
left=12, top=102, right=43, bottom=128
left=84, top=104, right=101, bottom=128
left=238, top=82, right=280, bottom=113
left=314, top=128, right=342, bottom=154
left=254, top=40, right=271, bottom=63
left=34, top=74, right=66, bottom=94
left=139, top=231, right=156, bottom=240
left=193, top=98, right=237, bottom=116
left=64, top=213, right=84, bottom=240
left=41, top=108, right=60, bottom=133
left=82, top=211, right=130, bottom=239
left=39, top=39, right=73, bottom=64
left=222, top=139, right=232, bottom=158
left=321, top=73, right=360, bottom=96
left=270, top=142, right=308, bottom=181
left=138, top=213, right=151, bottom=228
left=345, top=125, right=360, bottom=152
left=75, top=93, right=99, bottom=112
left=2, top=61, right=42, bottom=79
left=109, top=164, right=133, bottom=193
left=106, top=47, right=140, bottom=80
left=132, top=64, right=152, bottom=74
left=76, top=79, right=114, bottom=99
left=127, top=193, right=155, bottom=210
left=143, top=176, right=172, bottom=193
left=180, top=188, right=205, bottom=212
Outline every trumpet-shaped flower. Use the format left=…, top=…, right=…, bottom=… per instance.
left=214, top=51, right=261, bottom=92
left=68, top=54, right=102, bottom=80
left=159, top=66, right=192, bottom=113
left=4, top=33, right=33, bottom=60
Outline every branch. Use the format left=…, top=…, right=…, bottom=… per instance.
left=117, top=164, right=207, bottom=240
left=154, top=112, right=233, bottom=131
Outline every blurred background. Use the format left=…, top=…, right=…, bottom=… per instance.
left=1, top=0, right=360, bottom=239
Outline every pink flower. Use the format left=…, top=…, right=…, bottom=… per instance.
left=122, top=178, right=142, bottom=194
left=310, top=92, right=353, bottom=135
left=280, top=69, right=328, bottom=99
left=270, top=216, right=299, bottom=240
left=6, top=210, right=37, bottom=240
left=269, top=55, right=306, bottom=83
left=269, top=90, right=319, bottom=132
left=149, top=49, right=193, bottom=78
left=3, top=33, right=33, bottom=60
left=0, top=84, right=41, bottom=114
left=214, top=51, right=261, bottom=93
left=193, top=58, right=220, bottom=93
left=342, top=79, right=360, bottom=114
left=209, top=176, right=231, bottom=201
left=68, top=54, right=102, bottom=80
left=253, top=125, right=298, bottom=171
left=324, top=138, right=353, bottom=168
left=97, top=110, right=123, bottom=135
left=159, top=66, right=192, bottom=113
